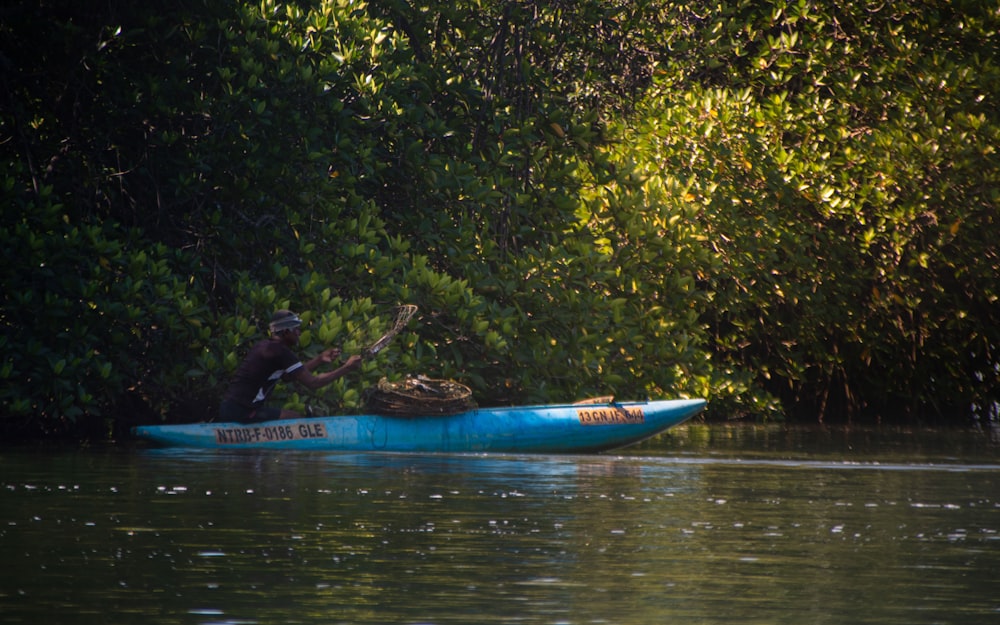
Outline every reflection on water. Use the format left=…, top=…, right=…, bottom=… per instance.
left=1, top=426, right=998, bottom=625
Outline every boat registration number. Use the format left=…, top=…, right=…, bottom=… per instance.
left=214, top=422, right=327, bottom=445
left=577, top=406, right=644, bottom=425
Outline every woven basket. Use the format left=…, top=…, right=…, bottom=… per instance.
left=363, top=376, right=476, bottom=416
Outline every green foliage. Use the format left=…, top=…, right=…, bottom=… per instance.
left=1, top=0, right=996, bottom=438
left=637, top=0, right=999, bottom=421
left=0, top=174, right=211, bottom=436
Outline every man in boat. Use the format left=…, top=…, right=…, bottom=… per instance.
left=219, top=309, right=362, bottom=422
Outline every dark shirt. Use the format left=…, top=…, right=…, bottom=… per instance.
left=222, top=338, right=303, bottom=408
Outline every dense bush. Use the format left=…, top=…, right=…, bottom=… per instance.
left=1, top=0, right=996, bottom=438
left=634, top=0, right=999, bottom=421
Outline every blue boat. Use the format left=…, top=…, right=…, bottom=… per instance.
left=131, top=398, right=706, bottom=453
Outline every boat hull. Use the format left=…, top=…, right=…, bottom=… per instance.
left=132, top=399, right=706, bottom=453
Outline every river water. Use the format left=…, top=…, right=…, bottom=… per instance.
left=2, top=424, right=998, bottom=625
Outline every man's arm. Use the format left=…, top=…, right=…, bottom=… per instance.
left=303, top=347, right=342, bottom=373
left=291, top=354, right=362, bottom=391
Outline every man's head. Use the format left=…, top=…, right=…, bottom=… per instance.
left=269, top=309, right=302, bottom=336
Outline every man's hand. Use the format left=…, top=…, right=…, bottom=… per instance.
left=319, top=347, right=342, bottom=363
left=296, top=352, right=363, bottom=391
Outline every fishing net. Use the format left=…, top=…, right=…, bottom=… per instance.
left=363, top=375, right=476, bottom=416
left=363, top=304, right=418, bottom=359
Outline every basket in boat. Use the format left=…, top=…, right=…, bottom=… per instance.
left=363, top=375, right=476, bottom=416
